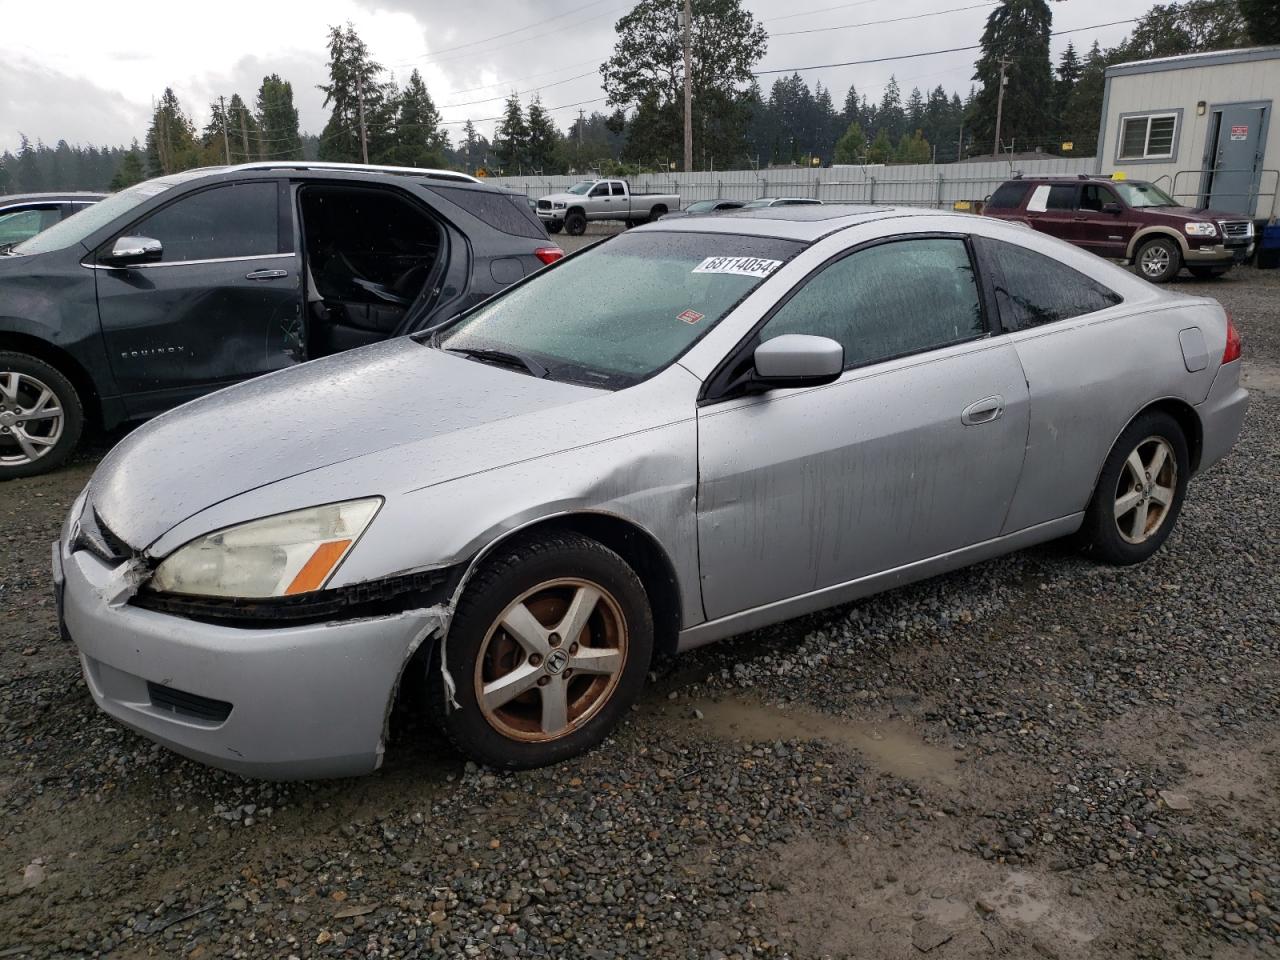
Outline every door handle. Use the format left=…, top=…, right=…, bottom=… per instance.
left=961, top=395, right=1004, bottom=426
left=245, top=269, right=288, bottom=281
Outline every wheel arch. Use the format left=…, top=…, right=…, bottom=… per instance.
left=0, top=331, right=101, bottom=428
left=456, top=510, right=684, bottom=661
left=1092, top=396, right=1204, bottom=499
left=1126, top=226, right=1188, bottom=261
left=565, top=205, right=586, bottom=219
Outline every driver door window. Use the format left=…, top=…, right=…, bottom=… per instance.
left=760, top=237, right=986, bottom=369
left=126, top=182, right=279, bottom=262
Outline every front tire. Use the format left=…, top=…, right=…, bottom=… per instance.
left=1136, top=237, right=1182, bottom=283
left=438, top=533, right=653, bottom=769
left=564, top=212, right=587, bottom=236
left=0, top=352, right=84, bottom=480
left=1077, top=410, right=1189, bottom=565
left=545, top=221, right=563, bottom=235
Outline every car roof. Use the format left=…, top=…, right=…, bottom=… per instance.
left=0, top=192, right=106, bottom=204
left=1007, top=175, right=1148, bottom=186
left=633, top=204, right=931, bottom=241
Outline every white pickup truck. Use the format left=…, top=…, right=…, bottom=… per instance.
left=535, top=179, right=681, bottom=235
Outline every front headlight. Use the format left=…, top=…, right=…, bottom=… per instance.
left=553, top=202, right=565, bottom=209
left=150, top=498, right=382, bottom=598
left=1185, top=222, right=1217, bottom=237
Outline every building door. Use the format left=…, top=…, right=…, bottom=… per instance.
left=1205, top=103, right=1269, bottom=215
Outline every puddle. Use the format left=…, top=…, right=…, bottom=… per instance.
left=682, top=697, right=960, bottom=785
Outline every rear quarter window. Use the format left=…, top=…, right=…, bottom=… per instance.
left=979, top=237, right=1123, bottom=331
left=427, top=185, right=547, bottom=240
left=987, top=182, right=1031, bottom=210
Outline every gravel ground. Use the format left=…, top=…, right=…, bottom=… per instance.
left=0, top=263, right=1277, bottom=959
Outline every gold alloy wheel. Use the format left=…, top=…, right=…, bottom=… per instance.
left=1114, top=435, right=1177, bottom=544
left=474, top=577, right=628, bottom=742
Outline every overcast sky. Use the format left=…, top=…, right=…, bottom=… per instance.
left=1, top=0, right=1155, bottom=154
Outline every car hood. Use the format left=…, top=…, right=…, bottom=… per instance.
left=1144, top=205, right=1249, bottom=224
left=89, top=338, right=606, bottom=549
left=539, top=192, right=584, bottom=204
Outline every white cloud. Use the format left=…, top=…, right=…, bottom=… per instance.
left=0, top=0, right=1152, bottom=153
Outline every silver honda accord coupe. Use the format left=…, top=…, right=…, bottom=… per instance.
left=53, top=205, right=1248, bottom=778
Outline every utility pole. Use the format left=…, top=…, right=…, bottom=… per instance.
left=682, top=0, right=693, bottom=173
left=219, top=96, right=232, bottom=164
left=957, top=122, right=964, bottom=162
left=356, top=74, right=370, bottom=164
left=239, top=104, right=251, bottom=162
left=992, top=58, right=1011, bottom=158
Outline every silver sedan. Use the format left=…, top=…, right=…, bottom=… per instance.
left=54, top=205, right=1248, bottom=778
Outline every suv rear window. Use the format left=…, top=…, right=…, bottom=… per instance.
left=987, top=182, right=1031, bottom=210
left=428, top=185, right=546, bottom=240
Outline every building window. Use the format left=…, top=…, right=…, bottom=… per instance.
left=1119, top=113, right=1178, bottom=160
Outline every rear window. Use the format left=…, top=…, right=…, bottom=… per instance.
left=428, top=185, right=546, bottom=240
left=987, top=182, right=1030, bottom=210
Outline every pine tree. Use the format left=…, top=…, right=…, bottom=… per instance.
left=969, top=0, right=1054, bottom=156
left=318, top=23, right=390, bottom=163
left=894, top=130, right=932, bottom=164
left=494, top=93, right=529, bottom=173
left=391, top=70, right=447, bottom=167
left=201, top=99, right=234, bottom=165
left=832, top=121, right=866, bottom=164
left=256, top=74, right=303, bottom=161
left=144, top=88, right=200, bottom=176
left=227, top=94, right=260, bottom=162
left=1240, top=0, right=1280, bottom=43
left=461, top=120, right=482, bottom=173
left=526, top=96, right=561, bottom=172
left=876, top=77, right=905, bottom=143
left=866, top=129, right=894, bottom=164
left=842, top=84, right=862, bottom=129
left=1053, top=41, right=1083, bottom=143
left=110, top=145, right=146, bottom=190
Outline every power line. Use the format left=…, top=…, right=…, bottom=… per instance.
left=763, top=0, right=883, bottom=26
left=388, top=0, right=615, bottom=65
left=437, top=71, right=599, bottom=110
left=753, top=16, right=1146, bottom=76
left=772, top=2, right=1000, bottom=39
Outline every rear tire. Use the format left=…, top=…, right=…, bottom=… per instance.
left=564, top=212, right=587, bottom=236
left=1188, top=265, right=1228, bottom=280
left=0, top=352, right=84, bottom=480
left=648, top=205, right=668, bottom=223
left=436, top=533, right=653, bottom=769
left=1136, top=237, right=1182, bottom=283
left=1077, top=410, right=1189, bottom=565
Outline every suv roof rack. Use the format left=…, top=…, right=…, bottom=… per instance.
left=228, top=161, right=482, bottom=184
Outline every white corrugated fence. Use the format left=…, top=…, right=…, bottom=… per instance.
left=482, top=157, right=1097, bottom=210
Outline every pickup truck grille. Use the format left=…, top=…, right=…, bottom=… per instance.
left=536, top=199, right=552, bottom=211
left=1220, top=221, right=1252, bottom=240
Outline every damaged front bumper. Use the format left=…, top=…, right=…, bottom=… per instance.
left=56, top=537, right=448, bottom=780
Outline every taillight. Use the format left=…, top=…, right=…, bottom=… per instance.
left=1223, top=313, right=1242, bottom=364
left=534, top=246, right=564, bottom=265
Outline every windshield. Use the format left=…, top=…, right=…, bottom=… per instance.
left=435, top=231, right=805, bottom=389
left=742, top=198, right=774, bottom=208
left=566, top=181, right=596, bottom=195
left=1113, top=181, right=1178, bottom=208
left=12, top=172, right=202, bottom=255
left=686, top=200, right=720, bottom=213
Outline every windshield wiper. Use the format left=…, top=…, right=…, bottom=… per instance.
left=445, top=346, right=549, bottom=379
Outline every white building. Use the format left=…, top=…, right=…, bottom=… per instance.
left=1097, top=46, right=1279, bottom=220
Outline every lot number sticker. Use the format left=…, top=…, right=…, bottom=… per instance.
left=677, top=309, right=705, bottom=324
left=692, top=256, right=782, bottom=278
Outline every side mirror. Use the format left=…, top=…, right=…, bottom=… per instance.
left=104, top=235, right=163, bottom=266
left=750, top=335, right=844, bottom=391
left=1102, top=202, right=1123, bottom=215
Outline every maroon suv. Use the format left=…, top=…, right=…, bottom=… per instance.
left=983, top=175, right=1256, bottom=283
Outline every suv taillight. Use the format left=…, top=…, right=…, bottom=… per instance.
left=1223, top=313, right=1242, bottom=364
left=534, top=246, right=564, bottom=265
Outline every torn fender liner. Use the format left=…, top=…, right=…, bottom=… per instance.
left=375, top=603, right=455, bottom=769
